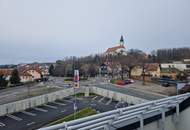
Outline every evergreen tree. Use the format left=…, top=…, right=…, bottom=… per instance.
left=0, top=75, right=8, bottom=88
left=10, top=69, right=20, bottom=85
left=49, top=64, right=55, bottom=76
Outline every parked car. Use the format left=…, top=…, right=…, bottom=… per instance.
left=116, top=80, right=125, bottom=85
left=180, top=83, right=190, bottom=94
left=125, top=79, right=134, bottom=84
left=159, top=78, right=176, bottom=87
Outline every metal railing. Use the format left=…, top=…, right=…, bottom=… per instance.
left=38, top=93, right=190, bottom=130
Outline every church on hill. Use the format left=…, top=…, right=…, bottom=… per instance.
left=105, top=35, right=127, bottom=56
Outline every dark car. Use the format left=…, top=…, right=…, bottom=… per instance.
left=159, top=78, right=176, bottom=87
left=125, top=79, right=134, bottom=85
left=180, top=83, right=190, bottom=94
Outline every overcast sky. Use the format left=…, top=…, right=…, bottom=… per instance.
left=0, top=0, right=190, bottom=64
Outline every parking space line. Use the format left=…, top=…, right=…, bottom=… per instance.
left=44, top=104, right=58, bottom=109
left=52, top=102, right=66, bottom=106
left=62, top=99, right=73, bottom=103
left=0, top=122, right=6, bottom=127
left=27, top=122, right=35, bottom=126
left=106, top=99, right=112, bottom=105
left=98, top=97, right=105, bottom=103
left=21, top=111, right=36, bottom=116
left=6, top=114, right=22, bottom=121
left=92, top=96, right=98, bottom=100
left=33, top=107, right=48, bottom=112
left=90, top=103, right=96, bottom=107
left=116, top=101, right=120, bottom=106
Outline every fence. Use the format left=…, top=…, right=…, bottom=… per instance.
left=38, top=93, right=190, bottom=130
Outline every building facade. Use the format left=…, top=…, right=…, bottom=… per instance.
left=105, top=35, right=127, bottom=56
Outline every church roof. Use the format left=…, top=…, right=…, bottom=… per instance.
left=106, top=44, right=125, bottom=53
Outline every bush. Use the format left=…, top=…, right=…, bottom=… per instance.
left=64, top=78, right=73, bottom=81
left=64, top=77, right=88, bottom=81
left=110, top=79, right=117, bottom=84
left=80, top=77, right=88, bottom=80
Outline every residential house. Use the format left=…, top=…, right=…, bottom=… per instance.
left=131, top=66, right=143, bottom=79
left=160, top=68, right=180, bottom=80
left=19, top=71, right=33, bottom=83
left=24, top=69, right=42, bottom=81
left=145, top=63, right=161, bottom=78
left=161, top=62, right=190, bottom=71
left=18, top=63, right=50, bottom=81
left=99, top=63, right=109, bottom=76
left=0, top=69, right=13, bottom=80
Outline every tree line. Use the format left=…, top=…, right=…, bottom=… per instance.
left=49, top=47, right=190, bottom=79
left=49, top=49, right=148, bottom=79
left=151, top=47, right=190, bottom=63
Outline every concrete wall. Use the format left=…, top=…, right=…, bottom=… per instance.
left=89, top=86, right=148, bottom=104
left=141, top=106, right=190, bottom=130
left=176, top=106, right=190, bottom=130
left=143, top=115, right=177, bottom=130
left=0, top=87, right=80, bottom=116
left=0, top=86, right=148, bottom=116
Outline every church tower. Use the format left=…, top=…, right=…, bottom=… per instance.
left=120, top=35, right=124, bottom=46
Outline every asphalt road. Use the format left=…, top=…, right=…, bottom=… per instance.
left=0, top=77, right=74, bottom=105
left=0, top=82, right=62, bottom=105
left=0, top=95, right=128, bottom=130
left=94, top=83, right=165, bottom=100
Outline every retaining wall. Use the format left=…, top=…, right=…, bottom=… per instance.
left=0, top=86, right=148, bottom=116
left=89, top=86, right=149, bottom=104
left=0, top=87, right=82, bottom=116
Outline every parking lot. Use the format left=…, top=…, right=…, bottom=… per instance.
left=0, top=94, right=130, bottom=130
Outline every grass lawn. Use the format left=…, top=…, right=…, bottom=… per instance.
left=49, top=107, right=97, bottom=125
left=64, top=77, right=88, bottom=81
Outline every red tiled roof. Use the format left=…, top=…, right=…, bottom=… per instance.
left=0, top=69, right=13, bottom=76
left=19, top=71, right=32, bottom=77
left=106, top=45, right=125, bottom=53
left=18, top=66, right=42, bottom=75
left=145, top=63, right=160, bottom=71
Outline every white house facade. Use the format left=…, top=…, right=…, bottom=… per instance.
left=161, top=63, right=190, bottom=71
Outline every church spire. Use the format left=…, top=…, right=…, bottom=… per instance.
left=120, top=35, right=124, bottom=46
